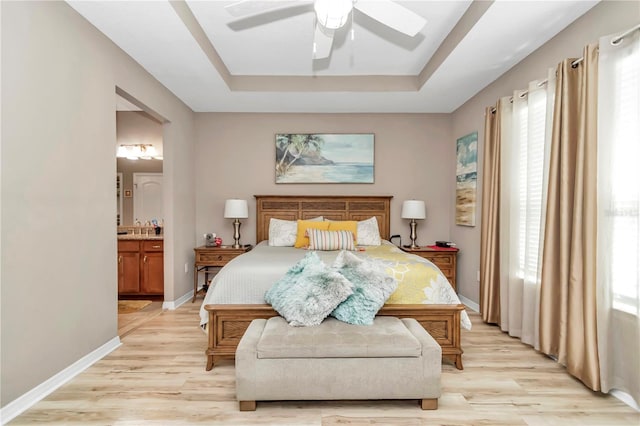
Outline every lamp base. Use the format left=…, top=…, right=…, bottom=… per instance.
left=232, top=219, right=242, bottom=249
left=408, top=219, right=419, bottom=249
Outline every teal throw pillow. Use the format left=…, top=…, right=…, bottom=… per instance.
left=265, top=251, right=354, bottom=326
left=330, top=250, right=398, bottom=325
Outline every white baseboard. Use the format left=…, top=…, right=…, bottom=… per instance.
left=611, top=389, right=640, bottom=412
left=0, top=336, right=121, bottom=425
left=454, top=297, right=638, bottom=411
left=458, top=294, right=479, bottom=312
left=162, top=290, right=193, bottom=310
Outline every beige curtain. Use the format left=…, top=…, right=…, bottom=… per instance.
left=539, top=44, right=601, bottom=391
left=480, top=102, right=502, bottom=324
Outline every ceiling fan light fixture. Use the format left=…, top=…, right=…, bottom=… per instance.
left=314, top=0, right=353, bottom=30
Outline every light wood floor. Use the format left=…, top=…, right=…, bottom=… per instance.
left=11, top=303, right=640, bottom=425
left=117, top=300, right=163, bottom=337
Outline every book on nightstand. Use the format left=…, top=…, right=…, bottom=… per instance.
left=425, top=245, right=459, bottom=251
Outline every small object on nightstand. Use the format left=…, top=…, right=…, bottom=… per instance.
left=435, top=240, right=456, bottom=248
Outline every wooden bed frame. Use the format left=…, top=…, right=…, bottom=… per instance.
left=204, top=195, right=464, bottom=370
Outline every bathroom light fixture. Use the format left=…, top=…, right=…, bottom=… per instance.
left=116, top=144, right=162, bottom=160
left=224, top=199, right=249, bottom=249
left=401, top=200, right=426, bottom=249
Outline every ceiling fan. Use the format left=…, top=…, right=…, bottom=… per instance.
left=224, top=0, right=427, bottom=59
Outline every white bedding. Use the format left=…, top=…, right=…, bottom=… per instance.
left=198, top=241, right=471, bottom=330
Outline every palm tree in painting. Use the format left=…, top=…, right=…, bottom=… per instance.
left=276, top=134, right=324, bottom=177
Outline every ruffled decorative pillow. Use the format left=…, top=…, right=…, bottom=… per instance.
left=264, top=251, right=354, bottom=326
left=331, top=251, right=397, bottom=325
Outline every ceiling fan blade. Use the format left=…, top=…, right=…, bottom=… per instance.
left=312, top=22, right=334, bottom=59
left=224, top=0, right=303, bottom=18
left=354, top=0, right=427, bottom=37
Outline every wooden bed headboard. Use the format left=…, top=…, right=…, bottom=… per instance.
left=255, top=195, right=393, bottom=243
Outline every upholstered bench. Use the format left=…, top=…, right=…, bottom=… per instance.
left=235, top=316, right=441, bottom=411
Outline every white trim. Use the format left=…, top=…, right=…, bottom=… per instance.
left=611, top=389, right=640, bottom=412
left=458, top=294, right=479, bottom=312
left=162, top=290, right=192, bottom=310
left=455, top=297, right=639, bottom=411
left=0, top=336, right=121, bottom=425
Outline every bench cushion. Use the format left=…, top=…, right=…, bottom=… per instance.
left=256, top=316, right=421, bottom=359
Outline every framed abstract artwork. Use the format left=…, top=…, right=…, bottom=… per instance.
left=456, top=132, right=478, bottom=226
left=275, top=133, right=374, bottom=183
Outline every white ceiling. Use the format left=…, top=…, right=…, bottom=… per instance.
left=70, top=0, right=599, bottom=113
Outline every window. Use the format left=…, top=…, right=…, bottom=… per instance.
left=514, top=89, right=549, bottom=283
left=608, top=52, right=640, bottom=315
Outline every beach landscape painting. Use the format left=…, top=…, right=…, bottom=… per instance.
left=275, top=133, right=374, bottom=183
left=456, top=132, right=478, bottom=226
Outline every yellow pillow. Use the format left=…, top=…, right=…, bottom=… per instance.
left=294, top=220, right=331, bottom=248
left=328, top=221, right=358, bottom=242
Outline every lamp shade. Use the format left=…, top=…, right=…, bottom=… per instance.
left=401, top=200, right=426, bottom=219
left=224, top=199, right=248, bottom=219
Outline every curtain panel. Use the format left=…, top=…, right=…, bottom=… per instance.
left=480, top=103, right=502, bottom=325
left=482, top=28, right=640, bottom=402
left=499, top=75, right=555, bottom=348
left=596, top=28, right=640, bottom=406
left=537, top=43, right=601, bottom=391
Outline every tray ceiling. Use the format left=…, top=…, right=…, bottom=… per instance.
left=69, top=0, right=599, bottom=113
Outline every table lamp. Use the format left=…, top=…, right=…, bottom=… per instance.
left=401, top=200, right=426, bottom=249
left=224, top=199, right=248, bottom=249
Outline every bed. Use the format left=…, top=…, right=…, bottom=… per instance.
left=201, top=195, right=470, bottom=370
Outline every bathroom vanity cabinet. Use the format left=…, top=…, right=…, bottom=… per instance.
left=117, top=239, right=164, bottom=297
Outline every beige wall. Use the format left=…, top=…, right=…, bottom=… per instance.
left=116, top=111, right=164, bottom=226
left=1, top=1, right=196, bottom=407
left=194, top=113, right=454, bottom=249
left=450, top=0, right=640, bottom=304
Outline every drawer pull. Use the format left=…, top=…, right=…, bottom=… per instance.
left=118, top=255, right=122, bottom=264
left=217, top=255, right=223, bottom=261
left=152, top=245, right=161, bottom=249
left=143, top=256, right=147, bottom=263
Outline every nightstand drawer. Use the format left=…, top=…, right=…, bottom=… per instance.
left=197, top=252, right=238, bottom=265
left=437, top=266, right=453, bottom=277
left=425, top=253, right=453, bottom=266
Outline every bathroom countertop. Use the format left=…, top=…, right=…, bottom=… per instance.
left=117, top=234, right=164, bottom=241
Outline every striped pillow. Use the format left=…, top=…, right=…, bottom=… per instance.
left=307, top=229, right=355, bottom=251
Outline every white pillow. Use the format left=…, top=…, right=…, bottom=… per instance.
left=357, top=217, right=381, bottom=246
left=268, top=216, right=323, bottom=246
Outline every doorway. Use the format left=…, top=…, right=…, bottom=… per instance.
left=116, top=98, right=165, bottom=336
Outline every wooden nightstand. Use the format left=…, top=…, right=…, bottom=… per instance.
left=401, top=246, right=459, bottom=291
left=192, top=245, right=252, bottom=302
